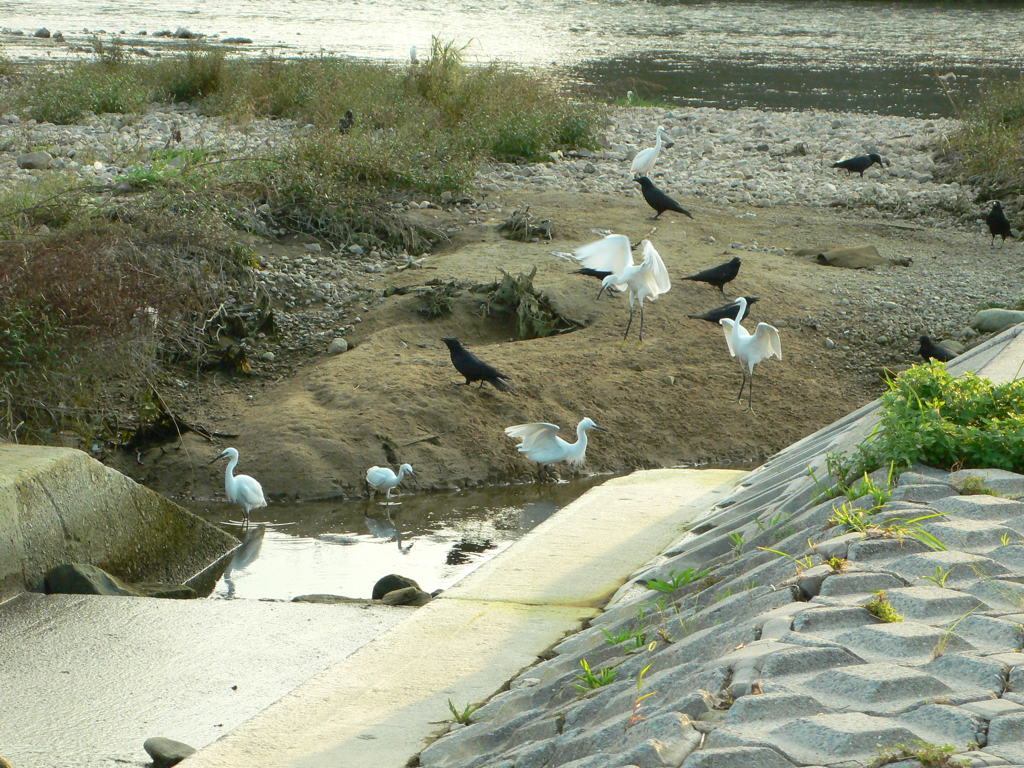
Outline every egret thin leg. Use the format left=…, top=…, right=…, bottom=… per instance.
left=746, top=371, right=755, bottom=412
left=736, top=370, right=747, bottom=402
left=623, top=308, right=635, bottom=340
left=639, top=306, right=646, bottom=341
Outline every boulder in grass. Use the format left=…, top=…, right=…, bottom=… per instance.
left=143, top=737, right=196, bottom=768
left=371, top=573, right=420, bottom=600
left=16, top=151, right=52, bottom=170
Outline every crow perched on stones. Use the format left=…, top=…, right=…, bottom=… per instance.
left=441, top=337, right=512, bottom=391
left=832, top=153, right=886, bottom=177
left=688, top=296, right=760, bottom=324
left=987, top=201, right=1012, bottom=246
left=680, top=256, right=741, bottom=296
left=338, top=109, right=354, bottom=134
left=635, top=176, right=693, bottom=220
left=919, top=335, right=956, bottom=363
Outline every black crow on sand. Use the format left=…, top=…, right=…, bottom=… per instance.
left=442, top=338, right=512, bottom=391
left=688, top=296, right=760, bottom=324
left=636, top=176, right=693, bottom=220
left=681, top=256, right=741, bottom=296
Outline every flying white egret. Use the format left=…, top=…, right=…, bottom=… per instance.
left=504, top=418, right=608, bottom=480
left=574, top=234, right=671, bottom=341
left=719, top=297, right=782, bottom=412
left=366, top=463, right=415, bottom=500
left=209, top=447, right=267, bottom=527
left=630, top=125, right=673, bottom=178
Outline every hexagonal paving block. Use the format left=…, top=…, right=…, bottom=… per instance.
left=818, top=571, right=908, bottom=597
left=847, top=537, right=930, bottom=563
left=883, top=586, right=989, bottom=622
left=766, top=712, right=926, bottom=765
left=790, top=605, right=876, bottom=634
left=963, top=579, right=1024, bottom=611
left=725, top=693, right=830, bottom=724
left=803, top=663, right=952, bottom=715
left=834, top=621, right=973, bottom=663
left=931, top=494, right=1024, bottom=522
left=952, top=614, right=1024, bottom=653
left=923, top=653, right=1008, bottom=696
left=884, top=550, right=1009, bottom=585
left=920, top=518, right=1018, bottom=554
left=682, top=746, right=796, bottom=768
left=898, top=703, right=986, bottom=746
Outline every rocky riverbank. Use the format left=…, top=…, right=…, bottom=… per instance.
left=2, top=102, right=1021, bottom=497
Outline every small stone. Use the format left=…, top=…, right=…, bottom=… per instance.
left=16, top=151, right=53, bottom=170
left=661, top=375, right=676, bottom=385
left=222, top=36, right=253, bottom=44
left=52, top=31, right=64, bottom=41
left=327, top=338, right=348, bottom=355
left=304, top=243, right=322, bottom=253
left=825, top=338, right=836, bottom=349
left=583, top=162, right=596, bottom=174
left=347, top=244, right=365, bottom=255
left=260, top=352, right=275, bottom=362
left=143, top=737, right=196, bottom=768
left=33, top=27, right=50, bottom=38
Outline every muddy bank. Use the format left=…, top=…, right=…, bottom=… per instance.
left=113, top=184, right=1020, bottom=501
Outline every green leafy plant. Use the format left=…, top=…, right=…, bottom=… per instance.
left=602, top=627, right=647, bottom=651
left=828, top=501, right=872, bottom=532
left=574, top=658, right=618, bottom=693
left=864, top=591, right=903, bottom=623
left=871, top=739, right=968, bottom=767
left=1002, top=532, right=1013, bottom=547
left=446, top=699, right=480, bottom=725
left=921, top=566, right=953, bottom=588
left=879, top=513, right=948, bottom=552
left=645, top=567, right=712, bottom=594
left=728, top=531, right=746, bottom=557
left=828, top=363, right=1024, bottom=483
left=824, top=556, right=848, bottom=572
left=758, top=545, right=814, bottom=572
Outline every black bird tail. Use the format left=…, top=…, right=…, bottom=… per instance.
left=491, top=376, right=513, bottom=392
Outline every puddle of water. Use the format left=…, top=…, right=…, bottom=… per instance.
left=186, top=476, right=608, bottom=601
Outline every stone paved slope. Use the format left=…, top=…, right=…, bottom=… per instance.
left=417, top=324, right=1024, bottom=768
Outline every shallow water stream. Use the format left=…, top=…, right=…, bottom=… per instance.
left=188, top=477, right=608, bottom=601
left=2, top=0, right=1023, bottom=115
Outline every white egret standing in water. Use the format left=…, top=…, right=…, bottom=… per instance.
left=209, top=447, right=267, bottom=527
left=504, top=418, right=608, bottom=481
left=630, top=125, right=673, bottom=178
left=719, top=297, right=782, bottom=412
left=366, top=463, right=415, bottom=500
left=574, top=234, right=671, bottom=342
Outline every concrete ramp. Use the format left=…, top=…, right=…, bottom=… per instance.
left=0, top=444, right=237, bottom=600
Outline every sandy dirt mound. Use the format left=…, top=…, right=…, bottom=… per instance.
left=118, top=189, right=1002, bottom=500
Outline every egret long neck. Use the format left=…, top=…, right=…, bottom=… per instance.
left=398, top=466, right=410, bottom=482
left=224, top=454, right=238, bottom=493
left=733, top=298, right=747, bottom=338
left=654, top=129, right=663, bottom=151
left=572, top=422, right=590, bottom=457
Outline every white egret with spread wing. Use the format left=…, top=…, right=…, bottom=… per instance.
left=504, top=418, right=608, bottom=480
left=573, top=234, right=671, bottom=341
left=719, top=297, right=782, bottom=412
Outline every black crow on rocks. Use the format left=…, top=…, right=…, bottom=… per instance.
left=918, top=335, right=956, bottom=363
left=987, top=201, right=1012, bottom=246
left=635, top=176, right=693, bottom=220
left=832, top=153, right=886, bottom=177
left=688, top=296, right=760, bottom=324
left=680, top=256, right=741, bottom=296
left=442, top=337, right=512, bottom=391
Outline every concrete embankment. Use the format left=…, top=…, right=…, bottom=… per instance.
left=0, top=443, right=238, bottom=600
left=184, top=322, right=1024, bottom=768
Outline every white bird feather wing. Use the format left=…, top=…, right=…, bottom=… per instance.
left=365, top=465, right=396, bottom=489
left=638, top=240, right=671, bottom=298
left=752, top=323, right=783, bottom=362
left=504, top=422, right=562, bottom=453
left=234, top=473, right=267, bottom=509
left=719, top=318, right=738, bottom=357
left=630, top=147, right=656, bottom=176
left=573, top=234, right=633, bottom=280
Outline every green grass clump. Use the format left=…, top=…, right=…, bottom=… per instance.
left=871, top=739, right=967, bottom=768
left=945, top=77, right=1024, bottom=202
left=645, top=567, right=712, bottom=593
left=864, top=591, right=903, bottom=623
left=573, top=658, right=618, bottom=693
left=827, top=362, right=1024, bottom=484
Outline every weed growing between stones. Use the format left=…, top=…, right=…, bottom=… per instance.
left=871, top=739, right=967, bottom=768
left=758, top=544, right=815, bottom=574
left=921, top=566, right=954, bottom=588
left=958, top=475, right=999, bottom=496
left=573, top=659, right=618, bottom=693
left=446, top=700, right=480, bottom=726
left=727, top=531, right=746, bottom=558
left=643, top=567, right=712, bottom=593
left=624, top=664, right=657, bottom=731
left=601, top=627, right=648, bottom=652
left=864, top=591, right=903, bottom=623
left=932, top=608, right=979, bottom=660
left=824, top=556, right=848, bottom=572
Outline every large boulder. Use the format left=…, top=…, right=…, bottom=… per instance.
left=371, top=573, right=420, bottom=600
left=143, top=737, right=195, bottom=768
left=381, top=586, right=432, bottom=606
left=45, top=563, right=142, bottom=596
left=972, top=308, right=1024, bottom=334
left=16, top=151, right=52, bottom=170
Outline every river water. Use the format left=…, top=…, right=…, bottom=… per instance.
left=2, top=0, right=1023, bottom=115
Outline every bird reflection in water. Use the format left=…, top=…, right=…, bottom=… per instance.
left=222, top=524, right=266, bottom=599
left=364, top=511, right=414, bottom=554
